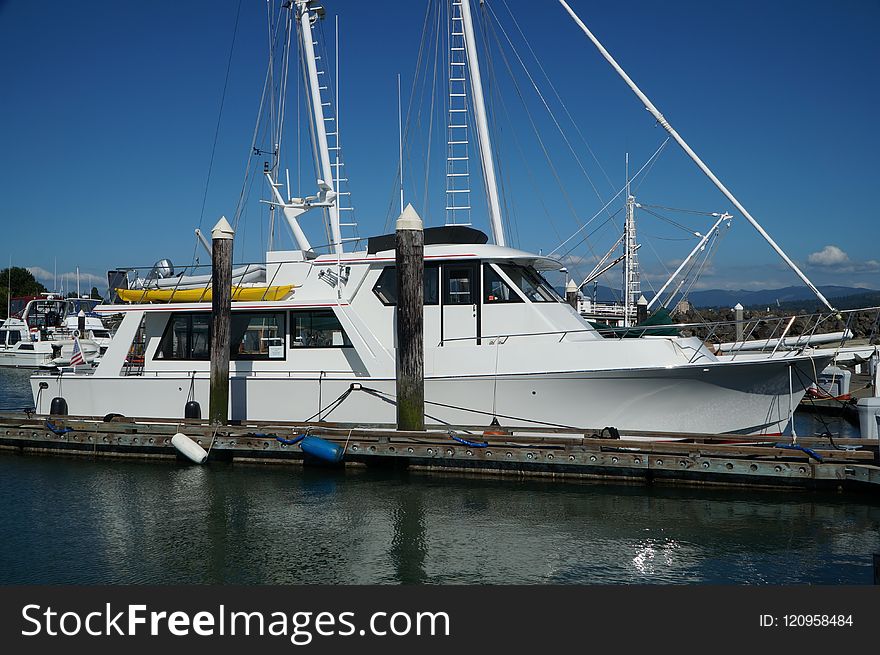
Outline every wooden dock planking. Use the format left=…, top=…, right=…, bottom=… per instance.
left=1, top=412, right=878, bottom=492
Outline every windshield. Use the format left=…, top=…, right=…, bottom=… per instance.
left=496, top=264, right=561, bottom=303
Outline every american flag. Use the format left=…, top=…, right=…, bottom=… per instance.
left=69, top=337, right=86, bottom=367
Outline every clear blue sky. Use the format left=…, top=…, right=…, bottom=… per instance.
left=1, top=0, right=878, bottom=296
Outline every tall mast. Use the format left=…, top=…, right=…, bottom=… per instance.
left=459, top=0, right=505, bottom=247
left=559, top=0, right=834, bottom=311
left=297, top=0, right=343, bottom=255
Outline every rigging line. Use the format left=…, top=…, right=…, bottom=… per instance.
left=558, top=206, right=625, bottom=260
left=194, top=0, right=243, bottom=252
left=496, top=0, right=616, bottom=196
left=487, top=45, right=571, bottom=271
left=679, top=224, right=727, bottom=305
left=637, top=206, right=700, bottom=235
left=639, top=203, right=727, bottom=217
left=421, top=0, right=443, bottom=223
left=485, top=1, right=610, bottom=212
left=384, top=0, right=435, bottom=231
left=232, top=63, right=272, bottom=229
left=631, top=138, right=669, bottom=195
left=548, top=137, right=669, bottom=256
left=480, top=1, right=519, bottom=247
left=275, top=6, right=294, bottom=174
left=483, top=13, right=594, bottom=257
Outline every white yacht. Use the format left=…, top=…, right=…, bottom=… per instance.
left=1, top=295, right=101, bottom=368
left=29, top=1, right=833, bottom=435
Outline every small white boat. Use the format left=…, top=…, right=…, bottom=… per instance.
left=0, top=295, right=101, bottom=369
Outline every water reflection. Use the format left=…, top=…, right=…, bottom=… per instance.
left=1, top=453, right=877, bottom=585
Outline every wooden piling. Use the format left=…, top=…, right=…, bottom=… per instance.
left=565, top=280, right=578, bottom=309
left=735, top=303, right=744, bottom=342
left=395, top=204, right=425, bottom=432
left=636, top=295, right=648, bottom=324
left=77, top=310, right=86, bottom=338
left=209, top=216, right=234, bottom=426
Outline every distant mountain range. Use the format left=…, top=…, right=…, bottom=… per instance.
left=575, top=285, right=877, bottom=309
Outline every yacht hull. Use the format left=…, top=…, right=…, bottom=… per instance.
left=29, top=353, right=828, bottom=436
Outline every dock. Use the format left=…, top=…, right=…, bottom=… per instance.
left=1, top=412, right=878, bottom=493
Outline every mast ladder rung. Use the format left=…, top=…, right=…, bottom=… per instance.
left=446, top=173, right=468, bottom=177
left=450, top=47, right=465, bottom=51
left=449, top=124, right=467, bottom=129
left=447, top=157, right=469, bottom=161
left=448, top=140, right=468, bottom=145
left=447, top=189, right=470, bottom=193
left=445, top=206, right=471, bottom=210
left=448, top=108, right=468, bottom=113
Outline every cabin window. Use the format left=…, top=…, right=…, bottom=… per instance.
left=444, top=265, right=476, bottom=305
left=495, top=264, right=560, bottom=302
left=1, top=329, right=21, bottom=346
left=231, top=312, right=285, bottom=360
left=372, top=264, right=439, bottom=305
left=155, top=313, right=211, bottom=360
left=483, top=264, right=522, bottom=304
left=291, top=310, right=351, bottom=348
left=155, top=311, right=285, bottom=360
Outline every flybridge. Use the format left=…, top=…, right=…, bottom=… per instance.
left=367, top=226, right=488, bottom=254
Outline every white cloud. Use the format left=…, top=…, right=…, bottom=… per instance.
left=807, top=245, right=850, bottom=267
left=27, top=266, right=105, bottom=290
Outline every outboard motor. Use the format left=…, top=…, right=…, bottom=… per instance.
left=146, top=258, right=175, bottom=282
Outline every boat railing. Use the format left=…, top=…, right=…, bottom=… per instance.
left=597, top=305, right=880, bottom=363
left=436, top=306, right=880, bottom=356
left=112, top=260, right=286, bottom=304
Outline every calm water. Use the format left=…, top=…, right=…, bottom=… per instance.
left=0, top=368, right=877, bottom=585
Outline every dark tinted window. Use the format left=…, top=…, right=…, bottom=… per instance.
left=445, top=265, right=475, bottom=305
left=372, top=264, right=439, bottom=305
left=155, top=312, right=285, bottom=360
left=483, top=264, right=522, bottom=303
left=156, top=314, right=210, bottom=360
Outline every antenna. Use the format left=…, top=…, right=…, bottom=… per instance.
left=6, top=256, right=10, bottom=320
left=398, top=73, right=404, bottom=214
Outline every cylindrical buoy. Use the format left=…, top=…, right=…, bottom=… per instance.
left=184, top=400, right=202, bottom=419
left=300, top=435, right=344, bottom=464
left=171, top=432, right=208, bottom=464
left=49, top=397, right=68, bottom=416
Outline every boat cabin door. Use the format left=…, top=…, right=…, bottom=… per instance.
left=441, top=262, right=480, bottom=346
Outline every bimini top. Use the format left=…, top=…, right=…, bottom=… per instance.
left=366, top=225, right=488, bottom=254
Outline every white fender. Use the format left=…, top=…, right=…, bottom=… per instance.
left=171, top=432, right=208, bottom=464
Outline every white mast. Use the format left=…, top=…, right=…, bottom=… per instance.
left=459, top=0, right=506, bottom=246
left=559, top=0, right=835, bottom=312
left=297, top=0, right=343, bottom=255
